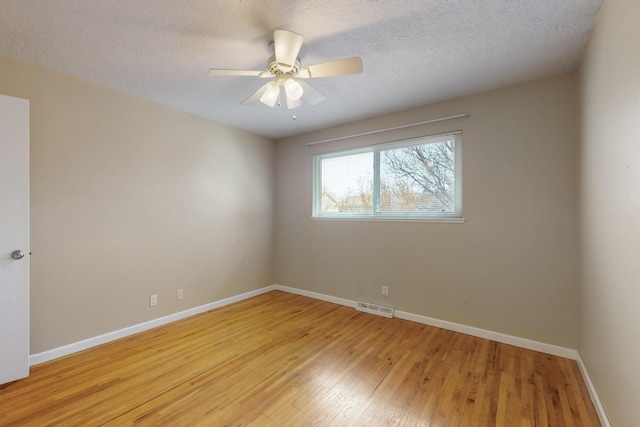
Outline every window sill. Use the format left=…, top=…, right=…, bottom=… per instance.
left=310, top=216, right=465, bottom=223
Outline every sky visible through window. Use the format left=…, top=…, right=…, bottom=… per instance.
left=321, top=152, right=373, bottom=200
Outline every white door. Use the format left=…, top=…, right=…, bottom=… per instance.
left=0, top=94, right=30, bottom=384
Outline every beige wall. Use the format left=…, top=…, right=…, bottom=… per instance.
left=579, top=0, right=640, bottom=424
left=0, top=54, right=275, bottom=354
left=275, top=74, right=580, bottom=348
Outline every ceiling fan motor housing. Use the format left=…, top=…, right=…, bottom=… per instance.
left=267, top=55, right=301, bottom=75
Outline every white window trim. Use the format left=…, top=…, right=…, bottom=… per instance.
left=312, top=131, right=463, bottom=221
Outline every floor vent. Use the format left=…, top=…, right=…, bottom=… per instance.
left=355, top=301, right=394, bottom=318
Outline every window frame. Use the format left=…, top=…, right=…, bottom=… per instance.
left=312, top=131, right=463, bottom=221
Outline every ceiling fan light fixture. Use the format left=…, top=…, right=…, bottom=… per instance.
left=209, top=29, right=362, bottom=108
left=285, top=93, right=302, bottom=110
left=284, top=78, right=304, bottom=100
left=260, top=83, right=280, bottom=107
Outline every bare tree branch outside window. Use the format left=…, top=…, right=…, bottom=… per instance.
left=380, top=140, right=455, bottom=213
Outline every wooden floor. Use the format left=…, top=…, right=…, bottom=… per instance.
left=0, top=291, right=600, bottom=426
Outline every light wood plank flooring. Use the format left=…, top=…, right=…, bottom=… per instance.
left=0, top=291, right=600, bottom=426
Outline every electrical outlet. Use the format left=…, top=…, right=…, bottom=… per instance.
left=382, top=285, right=389, bottom=296
left=177, top=289, right=184, bottom=300
left=149, top=294, right=158, bottom=307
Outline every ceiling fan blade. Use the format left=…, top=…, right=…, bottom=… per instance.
left=297, top=80, right=326, bottom=106
left=241, top=82, right=276, bottom=105
left=209, top=68, right=271, bottom=78
left=295, top=57, right=363, bottom=79
left=273, top=29, right=304, bottom=72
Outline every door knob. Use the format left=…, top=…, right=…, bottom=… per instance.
left=11, top=250, right=25, bottom=260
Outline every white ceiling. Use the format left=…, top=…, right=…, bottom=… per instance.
left=0, top=0, right=602, bottom=140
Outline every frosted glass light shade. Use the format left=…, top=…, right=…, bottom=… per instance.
left=260, top=83, right=280, bottom=107
left=284, top=78, right=304, bottom=100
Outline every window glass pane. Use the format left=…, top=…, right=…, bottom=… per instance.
left=379, top=138, right=456, bottom=213
left=312, top=132, right=461, bottom=220
left=320, top=152, right=373, bottom=214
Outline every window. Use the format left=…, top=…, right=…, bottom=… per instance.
left=312, top=131, right=462, bottom=220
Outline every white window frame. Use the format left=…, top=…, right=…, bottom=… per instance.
left=312, top=131, right=463, bottom=221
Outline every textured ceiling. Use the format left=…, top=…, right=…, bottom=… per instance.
left=0, top=0, right=602, bottom=139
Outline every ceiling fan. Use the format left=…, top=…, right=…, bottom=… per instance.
left=208, top=30, right=363, bottom=109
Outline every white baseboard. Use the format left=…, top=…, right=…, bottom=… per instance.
left=272, top=284, right=355, bottom=308
left=273, top=284, right=577, bottom=359
left=28, top=283, right=608, bottom=426
left=29, top=286, right=277, bottom=366
left=394, top=309, right=578, bottom=359
left=576, top=354, right=611, bottom=427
